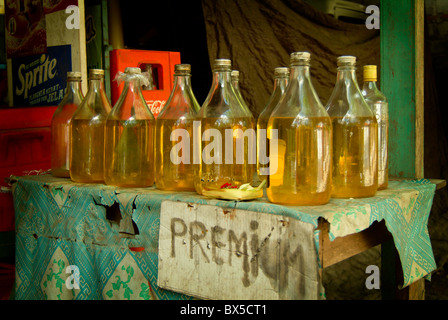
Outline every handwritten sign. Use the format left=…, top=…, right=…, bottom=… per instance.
left=157, top=201, right=323, bottom=300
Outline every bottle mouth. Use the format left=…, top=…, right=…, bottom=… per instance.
left=213, top=58, right=232, bottom=71
left=89, top=68, right=104, bottom=79
left=290, top=52, right=311, bottom=66
left=67, top=71, right=82, bottom=81
left=337, top=55, right=356, bottom=67
left=274, top=67, right=289, bottom=76
left=175, top=64, right=191, bottom=74
left=125, top=67, right=142, bottom=74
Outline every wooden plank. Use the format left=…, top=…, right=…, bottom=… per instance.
left=380, top=0, right=425, bottom=179
left=318, top=219, right=392, bottom=268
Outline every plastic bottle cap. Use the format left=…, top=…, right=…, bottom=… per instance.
left=125, top=67, right=142, bottom=74
left=231, top=70, right=239, bottom=78
left=337, top=56, right=356, bottom=66
left=363, top=65, right=377, bottom=81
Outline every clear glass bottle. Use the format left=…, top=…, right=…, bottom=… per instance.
left=194, top=59, right=255, bottom=194
left=70, top=69, right=112, bottom=183
left=155, top=64, right=200, bottom=191
left=267, top=52, right=332, bottom=205
left=105, top=67, right=155, bottom=187
left=257, top=67, right=289, bottom=182
left=51, top=71, right=84, bottom=177
left=362, top=65, right=388, bottom=190
left=325, top=56, right=378, bottom=198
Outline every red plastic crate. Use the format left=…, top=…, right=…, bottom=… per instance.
left=0, top=106, right=55, bottom=231
left=110, top=49, right=181, bottom=118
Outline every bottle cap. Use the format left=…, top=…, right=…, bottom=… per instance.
left=337, top=56, right=356, bottom=66
left=231, top=70, right=239, bottom=79
left=290, top=52, right=311, bottom=66
left=363, top=65, right=377, bottom=82
left=125, top=67, right=142, bottom=74
left=89, top=69, right=104, bottom=79
left=214, top=59, right=232, bottom=67
left=175, top=64, right=191, bottom=73
left=291, top=52, right=311, bottom=61
left=67, top=71, right=82, bottom=81
left=274, top=67, right=289, bottom=76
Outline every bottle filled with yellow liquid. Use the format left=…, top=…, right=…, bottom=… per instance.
left=155, top=64, right=200, bottom=191
left=326, top=56, right=378, bottom=198
left=70, top=69, right=111, bottom=183
left=257, top=67, right=289, bottom=183
left=267, top=52, right=332, bottom=205
left=51, top=71, right=84, bottom=177
left=105, top=67, right=155, bottom=187
left=362, top=65, right=388, bottom=190
left=194, top=59, right=255, bottom=194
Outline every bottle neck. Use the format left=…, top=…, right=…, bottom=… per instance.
left=272, top=77, right=288, bottom=98
left=336, top=66, right=358, bottom=84
left=173, top=73, right=192, bottom=90
left=212, top=68, right=232, bottom=89
left=88, top=78, right=105, bottom=93
left=289, top=64, right=314, bottom=89
left=363, top=80, right=378, bottom=91
left=67, top=80, right=83, bottom=95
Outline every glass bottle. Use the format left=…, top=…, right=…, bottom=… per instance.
left=105, top=67, right=155, bottom=187
left=194, top=59, right=255, bottom=195
left=51, top=71, right=84, bottom=177
left=257, top=67, right=289, bottom=182
left=267, top=52, right=332, bottom=205
left=325, top=56, right=378, bottom=198
left=155, top=64, right=200, bottom=191
left=362, top=65, right=388, bottom=190
left=70, top=69, right=112, bottom=183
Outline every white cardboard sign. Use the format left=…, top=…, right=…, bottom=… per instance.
left=157, top=201, right=322, bottom=300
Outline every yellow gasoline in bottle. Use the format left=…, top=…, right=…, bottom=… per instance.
left=257, top=67, right=289, bottom=183
left=51, top=71, right=84, bottom=177
left=70, top=69, right=112, bottom=183
left=325, top=56, right=378, bottom=198
left=155, top=64, right=200, bottom=191
left=104, top=67, right=155, bottom=187
left=194, top=59, right=255, bottom=194
left=362, top=65, right=389, bottom=190
left=267, top=52, right=332, bottom=206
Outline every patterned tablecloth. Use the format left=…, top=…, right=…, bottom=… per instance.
left=10, top=174, right=436, bottom=300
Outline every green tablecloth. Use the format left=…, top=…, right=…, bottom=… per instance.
left=11, top=174, right=436, bottom=299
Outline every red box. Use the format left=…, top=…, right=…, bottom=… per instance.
left=110, top=49, right=181, bottom=118
left=0, top=106, right=55, bottom=231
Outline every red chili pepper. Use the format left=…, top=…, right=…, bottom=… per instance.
left=220, top=182, right=232, bottom=189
